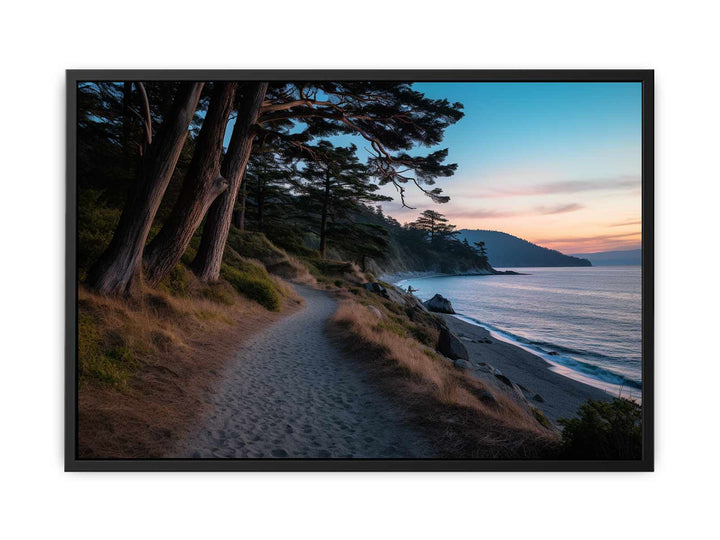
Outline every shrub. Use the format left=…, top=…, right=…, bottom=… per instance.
left=559, top=398, right=642, bottom=460
left=221, top=262, right=282, bottom=311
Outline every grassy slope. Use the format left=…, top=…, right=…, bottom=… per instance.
left=78, top=211, right=557, bottom=458
left=77, top=228, right=308, bottom=458
left=327, top=286, right=558, bottom=458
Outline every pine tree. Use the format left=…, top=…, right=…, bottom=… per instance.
left=244, top=147, right=296, bottom=232
left=294, top=140, right=391, bottom=259
left=474, top=241, right=489, bottom=264
left=410, top=209, right=457, bottom=242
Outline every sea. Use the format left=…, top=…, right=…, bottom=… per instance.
left=395, top=266, right=643, bottom=401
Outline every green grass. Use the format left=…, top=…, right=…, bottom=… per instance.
left=77, top=312, right=137, bottom=387
left=159, top=264, right=192, bottom=297
left=227, top=228, right=288, bottom=262
left=202, top=283, right=235, bottom=305
left=220, top=261, right=282, bottom=312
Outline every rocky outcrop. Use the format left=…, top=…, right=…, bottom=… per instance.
left=363, top=282, right=390, bottom=299
left=423, top=294, right=456, bottom=314
left=438, top=327, right=469, bottom=360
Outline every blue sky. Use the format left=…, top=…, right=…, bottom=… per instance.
left=233, top=81, right=642, bottom=253
left=373, top=82, right=642, bottom=253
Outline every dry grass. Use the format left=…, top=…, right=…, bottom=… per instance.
left=330, top=299, right=559, bottom=458
left=77, top=275, right=302, bottom=458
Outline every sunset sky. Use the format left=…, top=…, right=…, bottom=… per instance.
left=378, top=82, right=642, bottom=254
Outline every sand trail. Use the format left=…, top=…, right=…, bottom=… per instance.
left=175, top=285, right=436, bottom=459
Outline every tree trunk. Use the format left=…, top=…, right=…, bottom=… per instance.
left=86, top=82, right=204, bottom=296
left=319, top=170, right=331, bottom=259
left=192, top=83, right=267, bottom=282
left=144, top=82, right=238, bottom=286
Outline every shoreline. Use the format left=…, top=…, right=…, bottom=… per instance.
left=380, top=270, right=493, bottom=284
left=381, top=272, right=632, bottom=421
left=440, top=314, right=612, bottom=422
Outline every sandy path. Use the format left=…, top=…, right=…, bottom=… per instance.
left=175, top=286, right=436, bottom=459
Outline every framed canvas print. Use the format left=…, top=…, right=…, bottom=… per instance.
left=66, top=69, right=653, bottom=471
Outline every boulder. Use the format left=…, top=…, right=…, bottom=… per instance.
left=423, top=294, right=456, bottom=314
left=532, top=394, right=545, bottom=403
left=454, top=359, right=471, bottom=370
left=437, top=327, right=469, bottom=360
left=363, top=282, right=389, bottom=299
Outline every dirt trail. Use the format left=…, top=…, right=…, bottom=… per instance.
left=174, top=285, right=436, bottom=459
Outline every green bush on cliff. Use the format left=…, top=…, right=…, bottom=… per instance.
left=220, top=262, right=282, bottom=312
left=559, top=398, right=642, bottom=460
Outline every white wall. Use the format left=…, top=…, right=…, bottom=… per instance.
left=1, top=1, right=717, bottom=538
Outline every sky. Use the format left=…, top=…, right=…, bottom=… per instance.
left=372, top=82, right=643, bottom=254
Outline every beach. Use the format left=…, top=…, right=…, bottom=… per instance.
left=383, top=270, right=624, bottom=422
left=441, top=315, right=610, bottom=422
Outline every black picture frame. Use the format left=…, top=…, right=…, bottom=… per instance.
left=66, top=69, right=654, bottom=472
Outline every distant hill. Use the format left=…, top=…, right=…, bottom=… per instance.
left=458, top=230, right=592, bottom=268
left=570, top=248, right=641, bottom=266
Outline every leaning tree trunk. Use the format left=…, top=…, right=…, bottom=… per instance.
left=192, top=82, right=267, bottom=282
left=86, top=82, right=204, bottom=296
left=144, top=82, right=239, bottom=286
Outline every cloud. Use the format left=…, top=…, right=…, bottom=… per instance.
left=449, top=203, right=585, bottom=220
left=608, top=218, right=642, bottom=227
left=533, top=231, right=641, bottom=245
left=536, top=203, right=585, bottom=215
left=471, top=175, right=640, bottom=199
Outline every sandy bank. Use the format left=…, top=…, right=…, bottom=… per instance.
left=441, top=315, right=611, bottom=422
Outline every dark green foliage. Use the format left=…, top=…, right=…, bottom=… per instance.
left=77, top=190, right=122, bottom=281
left=220, top=262, right=282, bottom=312
left=340, top=204, right=494, bottom=274
left=411, top=209, right=457, bottom=242
left=243, top=148, right=297, bottom=232
left=293, top=140, right=391, bottom=259
left=260, top=82, right=464, bottom=206
left=559, top=398, right=642, bottom=460
left=327, top=222, right=390, bottom=271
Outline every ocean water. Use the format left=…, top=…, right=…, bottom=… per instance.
left=396, top=267, right=643, bottom=400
